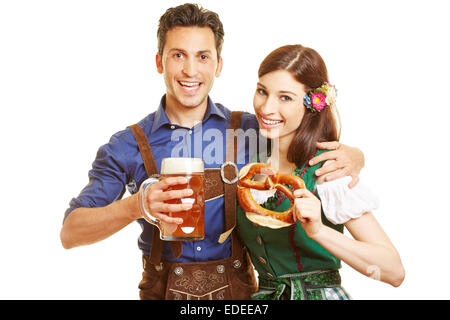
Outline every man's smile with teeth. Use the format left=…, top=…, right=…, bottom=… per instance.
left=179, top=81, right=201, bottom=88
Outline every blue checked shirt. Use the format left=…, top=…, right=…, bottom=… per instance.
left=64, top=95, right=260, bottom=262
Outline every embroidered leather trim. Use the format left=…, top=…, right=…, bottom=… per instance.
left=169, top=285, right=229, bottom=300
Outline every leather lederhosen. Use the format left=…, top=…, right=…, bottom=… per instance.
left=129, top=111, right=258, bottom=300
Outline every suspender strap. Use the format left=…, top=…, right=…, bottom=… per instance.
left=219, top=111, right=243, bottom=260
left=128, top=124, right=158, bottom=176
left=227, top=111, right=243, bottom=163
left=128, top=124, right=182, bottom=263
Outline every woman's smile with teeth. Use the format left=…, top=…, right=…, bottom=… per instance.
left=261, top=116, right=283, bottom=125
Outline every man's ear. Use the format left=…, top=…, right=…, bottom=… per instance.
left=156, top=53, right=163, bottom=74
left=215, top=57, right=223, bottom=77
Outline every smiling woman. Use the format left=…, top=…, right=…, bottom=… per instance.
left=254, top=71, right=306, bottom=143
left=256, top=45, right=340, bottom=169
left=235, top=44, right=404, bottom=300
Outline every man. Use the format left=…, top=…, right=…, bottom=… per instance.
left=60, top=3, right=364, bottom=300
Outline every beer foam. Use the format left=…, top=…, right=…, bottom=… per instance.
left=161, top=157, right=204, bottom=174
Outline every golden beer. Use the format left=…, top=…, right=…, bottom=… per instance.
left=160, top=158, right=205, bottom=240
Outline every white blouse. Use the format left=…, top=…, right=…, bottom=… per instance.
left=249, top=176, right=379, bottom=225
left=316, top=176, right=379, bottom=225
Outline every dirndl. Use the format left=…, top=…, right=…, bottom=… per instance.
left=252, top=269, right=351, bottom=300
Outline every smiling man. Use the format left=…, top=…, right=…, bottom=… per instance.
left=158, top=27, right=222, bottom=117
left=60, top=3, right=365, bottom=300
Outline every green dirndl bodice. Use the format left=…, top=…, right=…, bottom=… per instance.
left=236, top=150, right=351, bottom=300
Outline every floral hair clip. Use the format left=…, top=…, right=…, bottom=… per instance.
left=303, top=82, right=337, bottom=112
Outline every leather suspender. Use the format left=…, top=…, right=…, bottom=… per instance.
left=225, top=111, right=244, bottom=261
left=128, top=124, right=182, bottom=262
left=218, top=111, right=242, bottom=245
left=128, top=111, right=244, bottom=264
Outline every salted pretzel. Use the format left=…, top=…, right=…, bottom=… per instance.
left=237, top=163, right=306, bottom=229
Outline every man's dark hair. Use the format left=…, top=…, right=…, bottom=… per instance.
left=157, top=3, right=225, bottom=60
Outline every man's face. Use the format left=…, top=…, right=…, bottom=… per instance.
left=156, top=26, right=223, bottom=110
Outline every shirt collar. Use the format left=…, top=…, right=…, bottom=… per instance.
left=150, top=95, right=226, bottom=134
left=150, top=95, right=172, bottom=134
left=204, top=96, right=226, bottom=121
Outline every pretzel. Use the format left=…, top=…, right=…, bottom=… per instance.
left=237, top=163, right=306, bottom=229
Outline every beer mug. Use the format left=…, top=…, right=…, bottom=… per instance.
left=140, top=157, right=205, bottom=241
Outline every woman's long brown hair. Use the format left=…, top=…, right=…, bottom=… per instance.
left=258, top=44, right=341, bottom=168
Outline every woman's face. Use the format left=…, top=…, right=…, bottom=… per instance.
left=253, top=70, right=307, bottom=142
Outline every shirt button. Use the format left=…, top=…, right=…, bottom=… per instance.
left=170, top=125, right=175, bottom=129
left=196, top=246, right=202, bottom=252
left=258, top=257, right=267, bottom=265
left=188, top=130, right=193, bottom=134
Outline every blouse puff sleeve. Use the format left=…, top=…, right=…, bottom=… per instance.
left=316, top=176, right=379, bottom=225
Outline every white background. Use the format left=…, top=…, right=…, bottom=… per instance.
left=1, top=0, right=449, bottom=299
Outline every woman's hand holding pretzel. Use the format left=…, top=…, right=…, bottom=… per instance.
left=293, top=188, right=323, bottom=239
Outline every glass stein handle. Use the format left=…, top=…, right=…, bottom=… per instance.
left=139, top=177, right=161, bottom=226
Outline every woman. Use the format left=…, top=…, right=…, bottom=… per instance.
left=236, top=44, right=404, bottom=300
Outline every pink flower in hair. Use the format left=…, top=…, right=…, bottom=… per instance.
left=310, top=92, right=327, bottom=111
